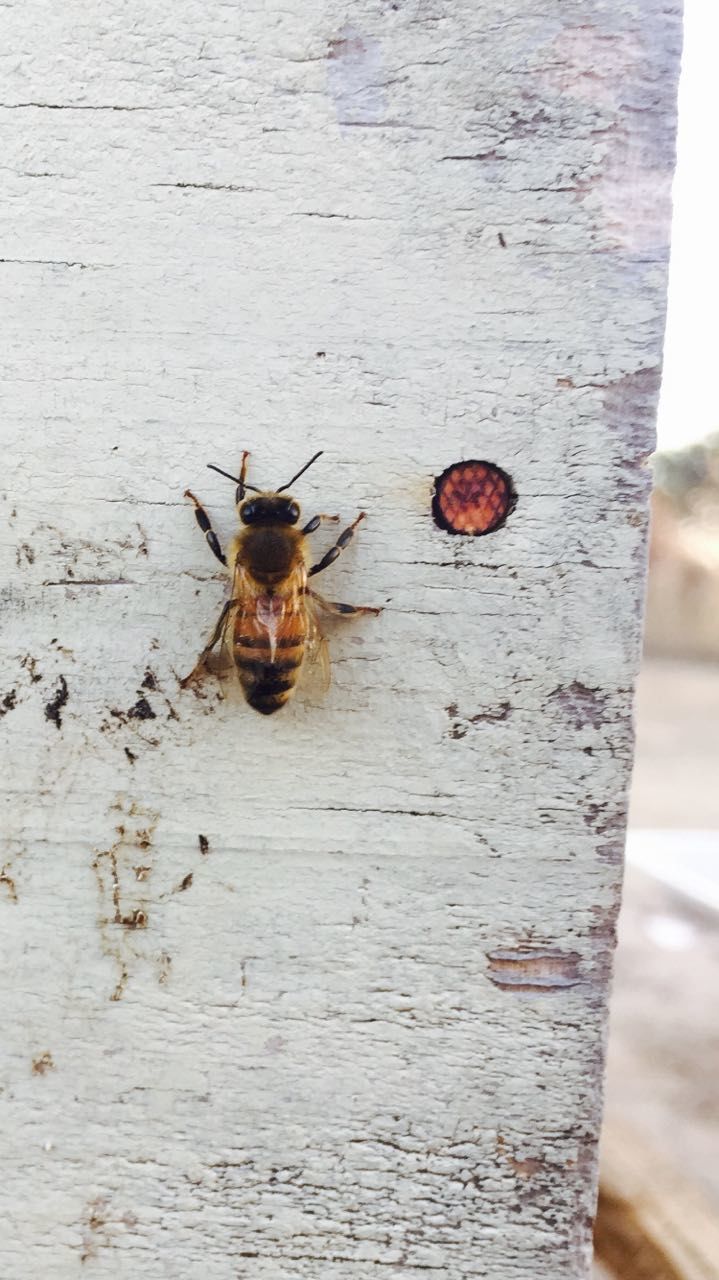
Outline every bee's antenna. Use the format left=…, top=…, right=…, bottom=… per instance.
left=277, top=450, right=324, bottom=493
left=207, top=464, right=260, bottom=493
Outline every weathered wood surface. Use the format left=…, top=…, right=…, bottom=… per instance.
left=0, top=2, right=680, bottom=1276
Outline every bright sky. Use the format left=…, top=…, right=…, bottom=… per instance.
left=656, top=2, right=719, bottom=451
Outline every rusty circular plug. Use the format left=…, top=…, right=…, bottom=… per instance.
left=432, top=460, right=517, bottom=536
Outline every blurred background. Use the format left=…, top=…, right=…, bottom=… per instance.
left=593, top=3, right=719, bottom=1275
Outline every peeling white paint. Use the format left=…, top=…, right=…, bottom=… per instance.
left=0, top=1, right=680, bottom=1276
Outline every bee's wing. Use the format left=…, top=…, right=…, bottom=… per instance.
left=183, top=561, right=246, bottom=691
left=203, top=626, right=236, bottom=680
left=211, top=565, right=253, bottom=696
left=298, top=594, right=332, bottom=697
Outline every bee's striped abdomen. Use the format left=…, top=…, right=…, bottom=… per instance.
left=233, top=601, right=306, bottom=716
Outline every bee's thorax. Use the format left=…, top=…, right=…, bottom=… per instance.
left=241, top=525, right=303, bottom=585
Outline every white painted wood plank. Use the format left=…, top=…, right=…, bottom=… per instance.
left=0, top=2, right=680, bottom=1276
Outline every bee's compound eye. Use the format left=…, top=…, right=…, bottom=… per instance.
left=241, top=500, right=256, bottom=523
left=287, top=502, right=300, bottom=523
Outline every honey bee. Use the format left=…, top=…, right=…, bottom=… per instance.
left=181, top=450, right=380, bottom=714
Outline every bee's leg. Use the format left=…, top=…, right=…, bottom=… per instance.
left=307, top=512, right=366, bottom=576
left=180, top=600, right=233, bottom=688
left=309, top=588, right=381, bottom=617
left=184, top=490, right=226, bottom=566
left=302, top=514, right=341, bottom=534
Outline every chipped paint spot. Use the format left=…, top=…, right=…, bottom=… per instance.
left=533, top=24, right=676, bottom=251
left=509, top=1155, right=544, bottom=1178
left=446, top=701, right=511, bottom=739
left=547, top=682, right=609, bottom=730
left=91, top=802, right=158, bottom=999
left=0, top=867, right=17, bottom=902
left=44, top=675, right=69, bottom=729
left=108, top=669, right=179, bottom=731
left=121, top=908, right=147, bottom=929
left=16, top=542, right=35, bottom=566
left=0, top=689, right=17, bottom=718
left=20, top=654, right=42, bottom=683
left=32, top=1051, right=55, bottom=1075
left=487, top=949, right=581, bottom=992
left=110, top=695, right=156, bottom=723
left=596, top=839, right=626, bottom=866
left=540, top=26, right=640, bottom=110
left=80, top=1195, right=111, bottom=1263
left=584, top=802, right=626, bottom=836
left=327, top=27, right=386, bottom=127
left=603, top=367, right=661, bottom=465
left=127, top=695, right=156, bottom=721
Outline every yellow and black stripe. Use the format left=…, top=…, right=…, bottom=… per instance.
left=233, top=628, right=305, bottom=715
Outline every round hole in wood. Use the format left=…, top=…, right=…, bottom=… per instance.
left=432, top=460, right=517, bottom=536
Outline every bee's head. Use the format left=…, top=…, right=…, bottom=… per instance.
left=207, top=451, right=323, bottom=525
left=239, top=494, right=300, bottom=525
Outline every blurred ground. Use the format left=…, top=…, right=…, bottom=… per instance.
left=594, top=860, right=719, bottom=1278
left=645, top=437, right=719, bottom=663
left=595, top=648, right=719, bottom=1272
left=603, top=866, right=719, bottom=1208
left=596, top=442, right=719, bottom=1275
left=629, top=659, right=719, bottom=829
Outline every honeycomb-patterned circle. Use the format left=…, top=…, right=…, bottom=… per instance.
left=432, top=460, right=517, bottom=536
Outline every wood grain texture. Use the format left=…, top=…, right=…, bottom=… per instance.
left=0, top=2, right=680, bottom=1276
